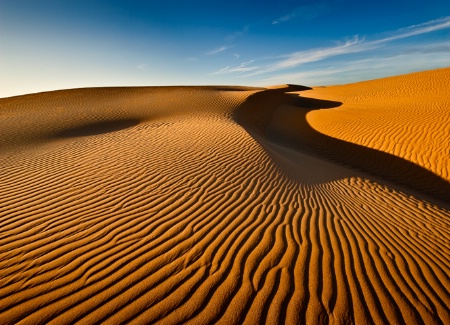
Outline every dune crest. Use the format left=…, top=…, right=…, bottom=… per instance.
left=303, top=68, right=450, bottom=186
left=1, top=69, right=449, bottom=324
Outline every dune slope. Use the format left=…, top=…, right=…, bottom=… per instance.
left=1, top=69, right=449, bottom=324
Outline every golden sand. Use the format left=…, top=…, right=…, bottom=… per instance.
left=0, top=68, right=449, bottom=324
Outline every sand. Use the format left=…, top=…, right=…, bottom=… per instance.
left=0, top=68, right=449, bottom=324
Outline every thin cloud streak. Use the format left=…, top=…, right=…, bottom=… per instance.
left=225, top=26, right=249, bottom=42
left=271, top=16, right=450, bottom=71
left=272, top=1, right=334, bottom=25
left=206, top=45, right=231, bottom=55
left=402, top=43, right=450, bottom=54
left=260, top=51, right=450, bottom=86
left=211, top=60, right=258, bottom=75
left=372, top=16, right=450, bottom=44
left=272, top=36, right=367, bottom=69
left=239, top=16, right=450, bottom=77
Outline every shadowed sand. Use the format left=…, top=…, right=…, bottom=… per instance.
left=55, top=119, right=141, bottom=138
left=0, top=68, right=449, bottom=324
left=234, top=85, right=450, bottom=202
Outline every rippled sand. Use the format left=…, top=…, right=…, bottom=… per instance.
left=1, top=68, right=449, bottom=324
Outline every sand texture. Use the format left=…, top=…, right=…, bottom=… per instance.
left=1, top=68, right=449, bottom=324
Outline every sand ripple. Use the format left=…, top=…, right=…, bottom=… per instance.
left=1, top=70, right=449, bottom=324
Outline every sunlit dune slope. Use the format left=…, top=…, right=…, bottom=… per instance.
left=303, top=67, right=450, bottom=185
left=0, top=69, right=449, bottom=324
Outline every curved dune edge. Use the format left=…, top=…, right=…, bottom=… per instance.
left=0, top=70, right=449, bottom=324
left=303, top=67, right=450, bottom=185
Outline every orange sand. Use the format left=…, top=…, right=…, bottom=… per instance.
left=0, top=68, right=449, bottom=324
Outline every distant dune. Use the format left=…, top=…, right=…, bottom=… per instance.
left=1, top=68, right=449, bottom=324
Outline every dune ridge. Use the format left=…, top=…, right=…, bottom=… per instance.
left=1, top=68, right=449, bottom=324
left=303, top=67, right=450, bottom=185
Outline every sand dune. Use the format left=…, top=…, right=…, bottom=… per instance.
left=0, top=68, right=449, bottom=324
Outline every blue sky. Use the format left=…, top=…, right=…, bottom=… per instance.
left=1, top=0, right=449, bottom=97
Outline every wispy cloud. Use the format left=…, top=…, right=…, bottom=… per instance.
left=206, top=45, right=231, bottom=55
left=402, top=43, right=450, bottom=54
left=225, top=26, right=249, bottom=42
left=272, top=1, right=335, bottom=25
left=272, top=36, right=367, bottom=70
left=242, top=16, right=450, bottom=76
left=260, top=50, right=450, bottom=86
left=401, top=16, right=450, bottom=31
left=371, top=16, right=450, bottom=44
left=204, top=27, right=247, bottom=59
left=211, top=60, right=258, bottom=75
left=272, top=12, right=297, bottom=25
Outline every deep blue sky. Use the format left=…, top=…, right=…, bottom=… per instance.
left=1, top=0, right=449, bottom=97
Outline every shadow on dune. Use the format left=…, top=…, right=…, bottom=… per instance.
left=233, top=86, right=450, bottom=204
left=55, top=118, right=141, bottom=138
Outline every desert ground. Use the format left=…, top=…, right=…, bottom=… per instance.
left=0, top=67, right=449, bottom=324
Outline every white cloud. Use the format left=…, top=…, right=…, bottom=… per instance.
left=272, top=2, right=332, bottom=25
left=272, top=12, right=297, bottom=25
left=402, top=16, right=450, bottom=30
left=272, top=36, right=367, bottom=70
left=260, top=50, right=450, bottom=86
left=371, top=16, right=450, bottom=45
left=241, top=16, right=450, bottom=76
left=225, top=26, right=249, bottom=42
left=402, top=43, right=450, bottom=54
left=206, top=45, right=231, bottom=55
left=211, top=60, right=258, bottom=75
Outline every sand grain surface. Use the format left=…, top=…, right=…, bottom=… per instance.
left=1, top=69, right=449, bottom=324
